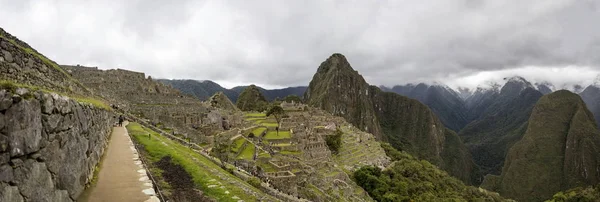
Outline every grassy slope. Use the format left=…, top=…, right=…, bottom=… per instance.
left=127, top=122, right=274, bottom=201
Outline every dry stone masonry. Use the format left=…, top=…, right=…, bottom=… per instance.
left=0, top=88, right=113, bottom=202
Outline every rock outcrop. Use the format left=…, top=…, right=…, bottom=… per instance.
left=483, top=90, right=600, bottom=201
left=236, top=85, right=268, bottom=112
left=305, top=53, right=480, bottom=185
left=0, top=89, right=113, bottom=201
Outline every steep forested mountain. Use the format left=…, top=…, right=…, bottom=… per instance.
left=235, top=84, right=268, bottom=111
left=158, top=79, right=307, bottom=102
left=305, top=53, right=480, bottom=185
left=459, top=77, right=543, bottom=176
left=381, top=83, right=469, bottom=132
left=482, top=90, right=600, bottom=202
left=464, top=84, right=501, bottom=121
left=580, top=83, right=600, bottom=129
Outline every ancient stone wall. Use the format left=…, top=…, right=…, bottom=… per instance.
left=0, top=89, right=113, bottom=202
left=0, top=36, right=89, bottom=96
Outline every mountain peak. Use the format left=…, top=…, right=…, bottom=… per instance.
left=501, top=76, right=535, bottom=95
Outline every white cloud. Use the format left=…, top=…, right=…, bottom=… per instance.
left=0, top=0, right=599, bottom=88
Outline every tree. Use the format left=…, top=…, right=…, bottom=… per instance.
left=266, top=105, right=285, bottom=135
left=325, top=128, right=343, bottom=154
left=284, top=95, right=303, bottom=104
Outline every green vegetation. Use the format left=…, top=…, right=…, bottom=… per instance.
left=266, top=104, right=285, bottom=134
left=0, top=80, right=110, bottom=110
left=264, top=130, right=291, bottom=139
left=353, top=143, right=507, bottom=202
left=257, top=151, right=271, bottom=158
left=490, top=90, right=600, bottom=202
left=127, top=122, right=269, bottom=201
left=237, top=144, right=255, bottom=160
left=251, top=127, right=266, bottom=136
left=231, top=138, right=246, bottom=153
left=459, top=88, right=542, bottom=175
left=244, top=113, right=266, bottom=117
left=261, top=122, right=279, bottom=127
left=283, top=95, right=303, bottom=103
left=236, top=85, right=268, bottom=112
left=325, top=128, right=343, bottom=154
left=546, top=184, right=600, bottom=202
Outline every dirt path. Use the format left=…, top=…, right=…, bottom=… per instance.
left=79, top=122, right=159, bottom=202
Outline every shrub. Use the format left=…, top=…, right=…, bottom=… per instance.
left=247, top=177, right=262, bottom=189
left=325, top=128, right=343, bottom=154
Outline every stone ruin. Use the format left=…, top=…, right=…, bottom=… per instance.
left=63, top=65, right=243, bottom=146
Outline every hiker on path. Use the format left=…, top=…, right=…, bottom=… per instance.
left=118, top=115, right=124, bottom=127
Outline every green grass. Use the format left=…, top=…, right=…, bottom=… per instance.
left=264, top=130, right=291, bottom=140
left=261, top=122, right=279, bottom=127
left=272, top=143, right=292, bottom=147
left=0, top=80, right=110, bottom=110
left=244, top=113, right=266, bottom=117
left=245, top=117, right=265, bottom=121
left=251, top=127, right=266, bottom=136
left=127, top=122, right=268, bottom=201
left=231, top=138, right=246, bottom=153
left=237, top=143, right=255, bottom=160
left=258, top=151, right=271, bottom=159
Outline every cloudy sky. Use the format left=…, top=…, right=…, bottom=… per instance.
left=1, top=0, right=599, bottom=89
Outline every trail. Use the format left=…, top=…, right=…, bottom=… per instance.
left=78, top=122, right=159, bottom=202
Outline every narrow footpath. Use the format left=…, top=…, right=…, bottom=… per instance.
left=79, top=122, right=159, bottom=202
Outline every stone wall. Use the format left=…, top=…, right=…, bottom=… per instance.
left=0, top=88, right=113, bottom=202
left=0, top=35, right=89, bottom=96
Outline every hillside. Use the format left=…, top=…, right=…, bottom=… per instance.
left=235, top=84, right=268, bottom=112
left=459, top=78, right=543, bottom=176
left=580, top=84, right=600, bottom=129
left=353, top=143, right=509, bottom=201
left=482, top=90, right=600, bottom=201
left=305, top=53, right=480, bottom=185
left=381, top=83, right=470, bottom=132
left=158, top=79, right=306, bottom=102
left=158, top=79, right=240, bottom=102
left=0, top=28, right=92, bottom=96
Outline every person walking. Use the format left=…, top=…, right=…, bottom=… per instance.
left=118, top=115, right=124, bottom=127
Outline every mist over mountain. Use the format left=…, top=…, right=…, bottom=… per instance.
left=380, top=83, right=469, bottom=132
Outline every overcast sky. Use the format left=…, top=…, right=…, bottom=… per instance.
left=1, top=0, right=599, bottom=89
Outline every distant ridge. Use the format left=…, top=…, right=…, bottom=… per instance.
left=158, top=79, right=306, bottom=102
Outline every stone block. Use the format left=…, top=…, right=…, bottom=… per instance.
left=5, top=99, right=42, bottom=157
left=0, top=90, right=12, bottom=111
left=1, top=50, right=12, bottom=63
left=41, top=93, right=55, bottom=114
left=0, top=165, right=14, bottom=183
left=42, top=114, right=62, bottom=134
left=0, top=184, right=24, bottom=202
left=14, top=160, right=55, bottom=202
